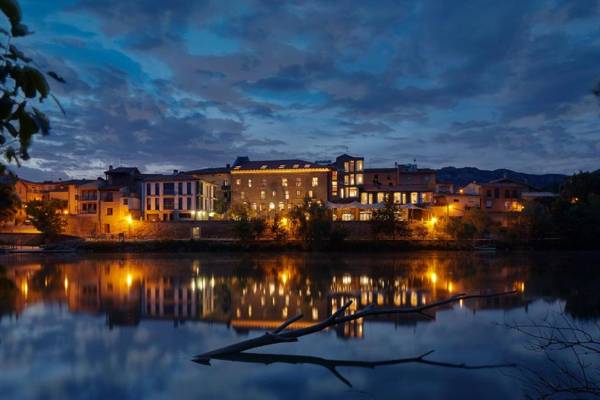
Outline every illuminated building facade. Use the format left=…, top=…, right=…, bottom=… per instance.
left=230, top=157, right=331, bottom=214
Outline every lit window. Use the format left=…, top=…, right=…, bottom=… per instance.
left=260, top=191, right=266, bottom=199
left=272, top=191, right=276, bottom=197
left=282, top=178, right=288, bottom=187
left=240, top=191, right=245, bottom=199
left=359, top=211, right=371, bottom=221
left=377, top=192, right=385, bottom=203
left=293, top=164, right=299, bottom=168
left=278, top=202, right=284, bottom=210
left=344, top=162, right=349, bottom=172
left=356, top=174, right=363, bottom=184
left=348, top=187, right=358, bottom=197
left=312, top=177, right=318, bottom=187
left=342, top=213, right=353, bottom=221
left=361, top=192, right=368, bottom=204
left=350, top=175, right=355, bottom=185
left=393, top=192, right=401, bottom=203
left=411, top=192, right=418, bottom=204
left=252, top=203, right=257, bottom=210
left=357, top=160, right=363, bottom=171
left=308, top=190, right=313, bottom=198
left=296, top=190, right=301, bottom=197
left=296, top=178, right=302, bottom=187
left=260, top=165, right=267, bottom=169
left=269, top=202, right=275, bottom=210
left=285, top=190, right=289, bottom=199
left=236, top=179, right=241, bottom=186
left=248, top=179, right=252, bottom=188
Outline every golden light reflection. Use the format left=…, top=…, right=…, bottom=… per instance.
left=429, top=272, right=438, bottom=285
left=126, top=274, right=133, bottom=288
left=64, top=277, right=69, bottom=291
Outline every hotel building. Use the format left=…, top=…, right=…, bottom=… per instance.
left=230, top=157, right=331, bottom=214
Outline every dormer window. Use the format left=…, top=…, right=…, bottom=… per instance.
left=304, top=164, right=310, bottom=168
left=293, top=164, right=299, bottom=168
left=260, top=165, right=267, bottom=169
left=279, top=164, right=285, bottom=168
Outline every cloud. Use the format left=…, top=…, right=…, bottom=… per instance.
left=9, top=0, right=600, bottom=180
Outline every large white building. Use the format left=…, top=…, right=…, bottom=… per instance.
left=142, top=172, right=215, bottom=221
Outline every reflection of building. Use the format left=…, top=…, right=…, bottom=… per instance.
left=4, top=254, right=535, bottom=335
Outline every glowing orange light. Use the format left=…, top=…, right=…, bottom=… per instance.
left=126, top=274, right=133, bottom=287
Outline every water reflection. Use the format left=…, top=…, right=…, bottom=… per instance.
left=3, top=252, right=598, bottom=336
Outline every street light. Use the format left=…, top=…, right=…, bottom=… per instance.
left=125, top=214, right=133, bottom=238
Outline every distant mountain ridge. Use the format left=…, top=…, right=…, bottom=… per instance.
left=436, top=167, right=567, bottom=191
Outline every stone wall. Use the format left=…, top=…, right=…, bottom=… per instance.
left=129, top=220, right=235, bottom=240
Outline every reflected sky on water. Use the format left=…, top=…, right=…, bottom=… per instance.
left=0, top=252, right=599, bottom=399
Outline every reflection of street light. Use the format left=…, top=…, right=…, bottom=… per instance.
left=126, top=274, right=132, bottom=288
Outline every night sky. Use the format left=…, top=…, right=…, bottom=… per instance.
left=11, top=0, right=600, bottom=180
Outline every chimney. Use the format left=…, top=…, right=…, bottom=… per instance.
left=173, top=169, right=179, bottom=175
left=109, top=165, right=113, bottom=170
left=226, top=163, right=231, bottom=169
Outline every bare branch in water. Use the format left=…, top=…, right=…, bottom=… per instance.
left=194, top=290, right=518, bottom=363
left=194, top=351, right=517, bottom=387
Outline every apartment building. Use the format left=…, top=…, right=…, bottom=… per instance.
left=230, top=157, right=331, bottom=214
left=142, top=172, right=215, bottom=222
left=330, top=154, right=364, bottom=200
left=185, top=166, right=231, bottom=216
left=360, top=163, right=437, bottom=206
left=98, top=167, right=142, bottom=235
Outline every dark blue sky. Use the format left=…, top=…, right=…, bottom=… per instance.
left=10, top=0, right=600, bottom=180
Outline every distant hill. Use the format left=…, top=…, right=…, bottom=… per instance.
left=436, top=167, right=567, bottom=191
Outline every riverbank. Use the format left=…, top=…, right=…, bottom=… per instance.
left=33, top=237, right=581, bottom=253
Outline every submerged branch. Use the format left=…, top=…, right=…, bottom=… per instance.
left=194, top=351, right=516, bottom=387
left=194, top=290, right=518, bottom=363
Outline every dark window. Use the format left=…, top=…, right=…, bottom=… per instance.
left=196, top=197, right=200, bottom=209
left=146, top=183, right=151, bottom=195
left=164, top=198, right=174, bottom=210
left=178, top=182, right=183, bottom=194
left=164, top=183, right=175, bottom=195
left=512, top=190, right=519, bottom=198
left=486, top=189, right=492, bottom=197
left=123, top=198, right=128, bottom=205
left=494, top=188, right=500, bottom=199
left=505, top=190, right=510, bottom=198
left=197, top=181, right=203, bottom=195
left=101, top=192, right=113, bottom=202
left=187, top=197, right=191, bottom=210
left=106, top=208, right=113, bottom=216
left=178, top=197, right=183, bottom=210
left=187, top=182, right=192, bottom=194
left=146, top=198, right=151, bottom=210
left=104, top=224, right=110, bottom=233
left=155, top=198, right=160, bottom=210
left=155, top=183, right=160, bottom=195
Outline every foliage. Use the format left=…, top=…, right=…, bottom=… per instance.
left=24, top=199, right=66, bottom=239
left=0, top=165, right=18, bottom=223
left=289, top=197, right=333, bottom=244
left=370, top=196, right=409, bottom=239
left=270, top=213, right=288, bottom=241
left=232, top=206, right=267, bottom=241
left=443, top=208, right=494, bottom=239
left=0, top=0, right=64, bottom=166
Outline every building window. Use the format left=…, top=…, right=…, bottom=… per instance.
left=376, top=192, right=385, bottom=203
left=187, top=197, right=191, bottom=210
left=178, top=182, right=183, bottom=194
left=251, top=203, right=257, bottom=210
left=344, top=161, right=350, bottom=172
left=296, top=190, right=301, bottom=197
left=285, top=190, right=289, bottom=200
left=178, top=197, right=183, bottom=210
left=282, top=178, right=288, bottom=187
left=308, top=190, right=313, bottom=198
left=248, top=179, right=252, bottom=188
left=123, top=198, right=128, bottom=205
left=106, top=208, right=113, bottom=216
left=155, top=198, right=160, bottom=210
left=260, top=190, right=266, bottom=200
left=278, top=202, right=284, bottom=210
left=236, top=178, right=241, bottom=186
left=261, top=178, right=267, bottom=187
left=505, top=190, right=510, bottom=198
left=187, top=182, right=192, bottom=194
left=393, top=192, right=401, bottom=203
left=146, top=198, right=151, bottom=211
left=359, top=211, right=371, bottom=221
left=357, top=160, right=363, bottom=171
left=494, top=188, right=500, bottom=199
left=485, top=199, right=492, bottom=208
left=240, top=191, right=245, bottom=200
left=272, top=190, right=276, bottom=198
left=146, top=183, right=151, bottom=195
left=312, top=177, right=318, bottom=187
left=356, top=174, right=363, bottom=184
left=155, top=183, right=160, bottom=195
left=410, top=192, right=418, bottom=204
left=296, top=178, right=302, bottom=187
left=164, top=198, right=174, bottom=210
left=197, top=181, right=203, bottom=195
left=164, top=183, right=175, bottom=195
left=342, top=213, right=353, bottom=221
left=269, top=202, right=275, bottom=210
left=348, top=187, right=358, bottom=198
left=360, top=192, right=368, bottom=204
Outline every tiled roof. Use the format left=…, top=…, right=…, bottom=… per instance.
left=185, top=167, right=230, bottom=175
left=231, top=159, right=327, bottom=171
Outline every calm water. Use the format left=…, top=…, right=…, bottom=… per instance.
left=0, top=251, right=599, bottom=399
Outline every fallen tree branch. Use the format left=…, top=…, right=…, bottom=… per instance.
left=194, top=290, right=518, bottom=363
left=194, top=350, right=517, bottom=387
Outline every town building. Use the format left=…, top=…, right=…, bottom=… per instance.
left=230, top=157, right=331, bottom=214
left=141, top=172, right=215, bottom=222
left=98, top=167, right=142, bottom=235
left=185, top=166, right=231, bottom=217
